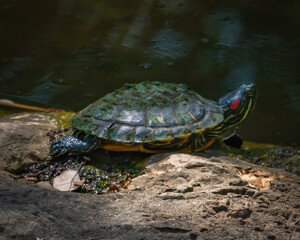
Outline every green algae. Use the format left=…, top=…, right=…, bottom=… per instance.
left=78, top=150, right=148, bottom=194
left=21, top=150, right=145, bottom=194
left=80, top=165, right=138, bottom=194
left=47, top=112, right=75, bottom=130
left=22, top=145, right=147, bottom=194
left=22, top=156, right=83, bottom=182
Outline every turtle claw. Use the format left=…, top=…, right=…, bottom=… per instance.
left=50, top=140, right=68, bottom=157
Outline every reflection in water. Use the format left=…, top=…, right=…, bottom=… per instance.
left=0, top=74, right=69, bottom=105
left=0, top=0, right=299, bottom=145
left=118, top=1, right=151, bottom=49
left=23, top=75, right=70, bottom=105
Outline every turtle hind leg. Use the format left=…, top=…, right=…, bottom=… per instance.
left=191, top=134, right=215, bottom=152
left=50, top=134, right=98, bottom=157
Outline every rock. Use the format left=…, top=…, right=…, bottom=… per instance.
left=0, top=113, right=55, bottom=173
left=0, top=113, right=300, bottom=240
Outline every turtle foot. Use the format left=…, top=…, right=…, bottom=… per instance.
left=50, top=135, right=97, bottom=157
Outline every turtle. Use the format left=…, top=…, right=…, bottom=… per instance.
left=50, top=81, right=256, bottom=157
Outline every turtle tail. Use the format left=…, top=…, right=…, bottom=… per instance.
left=50, top=134, right=98, bottom=157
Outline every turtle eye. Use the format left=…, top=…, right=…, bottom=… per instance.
left=230, top=99, right=240, bottom=110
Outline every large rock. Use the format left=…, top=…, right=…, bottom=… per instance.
left=0, top=113, right=299, bottom=240
left=0, top=113, right=55, bottom=172
left=127, top=153, right=300, bottom=239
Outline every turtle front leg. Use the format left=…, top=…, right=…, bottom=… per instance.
left=50, top=134, right=97, bottom=157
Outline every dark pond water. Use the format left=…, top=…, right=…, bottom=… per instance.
left=0, top=0, right=299, bottom=145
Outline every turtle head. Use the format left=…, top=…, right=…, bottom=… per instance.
left=218, top=83, right=256, bottom=130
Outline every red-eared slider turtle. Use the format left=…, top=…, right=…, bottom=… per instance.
left=50, top=82, right=256, bottom=156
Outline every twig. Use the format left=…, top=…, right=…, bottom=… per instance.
left=0, top=99, right=48, bottom=112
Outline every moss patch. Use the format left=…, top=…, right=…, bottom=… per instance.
left=230, top=141, right=300, bottom=175
left=47, top=112, right=75, bottom=129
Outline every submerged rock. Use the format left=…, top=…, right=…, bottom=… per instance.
left=0, top=113, right=299, bottom=239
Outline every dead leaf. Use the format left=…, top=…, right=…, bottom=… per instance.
left=84, top=184, right=95, bottom=191
left=238, top=169, right=274, bottom=191
left=109, top=184, right=119, bottom=191
left=53, top=169, right=84, bottom=191
left=25, top=177, right=38, bottom=182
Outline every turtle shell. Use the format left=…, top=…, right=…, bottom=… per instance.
left=72, top=82, right=223, bottom=143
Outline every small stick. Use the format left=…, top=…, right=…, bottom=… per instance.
left=0, top=99, right=59, bottom=112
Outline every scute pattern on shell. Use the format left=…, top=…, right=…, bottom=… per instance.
left=72, top=82, right=223, bottom=143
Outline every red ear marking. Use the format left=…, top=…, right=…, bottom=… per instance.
left=230, top=99, right=240, bottom=110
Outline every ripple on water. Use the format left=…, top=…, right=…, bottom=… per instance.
left=146, top=27, right=194, bottom=60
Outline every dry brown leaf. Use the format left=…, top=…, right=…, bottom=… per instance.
left=238, top=169, right=274, bottom=191
left=53, top=169, right=84, bottom=192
